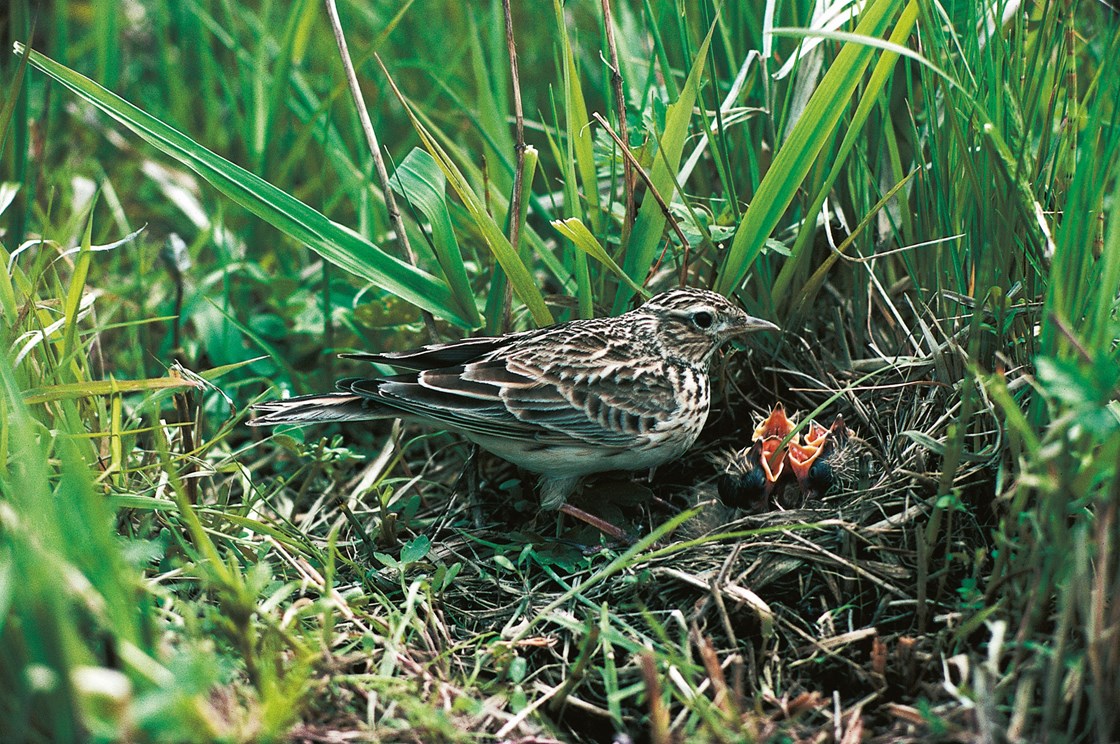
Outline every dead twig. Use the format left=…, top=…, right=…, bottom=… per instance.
left=323, top=0, right=439, bottom=342
left=591, top=111, right=692, bottom=286
left=501, top=0, right=528, bottom=333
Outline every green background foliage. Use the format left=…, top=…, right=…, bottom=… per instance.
left=1, top=0, right=1118, bottom=740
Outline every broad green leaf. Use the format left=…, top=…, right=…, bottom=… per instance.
left=390, top=149, right=482, bottom=327
left=400, top=535, right=431, bottom=565
left=613, top=25, right=715, bottom=314
left=18, top=44, right=474, bottom=328
left=715, top=0, right=904, bottom=297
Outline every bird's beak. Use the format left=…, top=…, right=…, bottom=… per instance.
left=730, top=313, right=779, bottom=336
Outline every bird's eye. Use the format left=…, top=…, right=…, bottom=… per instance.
left=692, top=310, right=714, bottom=329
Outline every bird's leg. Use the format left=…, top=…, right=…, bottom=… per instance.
left=542, top=474, right=631, bottom=542
left=464, top=444, right=484, bottom=529
left=642, top=465, right=675, bottom=511
left=463, top=443, right=480, bottom=495
left=450, top=444, right=485, bottom=529
left=559, top=503, right=629, bottom=542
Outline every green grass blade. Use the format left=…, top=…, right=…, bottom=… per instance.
left=0, top=29, right=32, bottom=155
left=467, top=14, right=514, bottom=195
left=553, top=0, right=601, bottom=237
left=59, top=205, right=95, bottom=367
left=255, top=0, right=317, bottom=175
left=390, top=148, right=483, bottom=327
left=21, top=375, right=200, bottom=405
left=552, top=218, right=648, bottom=298
left=553, top=0, right=598, bottom=317
left=770, top=0, right=919, bottom=311
left=18, top=44, right=473, bottom=328
left=381, top=62, right=553, bottom=327
left=714, top=0, right=903, bottom=297
left=613, top=24, right=715, bottom=314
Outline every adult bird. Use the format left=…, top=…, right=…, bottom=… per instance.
left=252, top=287, right=778, bottom=535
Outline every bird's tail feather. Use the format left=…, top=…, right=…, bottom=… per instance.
left=250, top=393, right=387, bottom=426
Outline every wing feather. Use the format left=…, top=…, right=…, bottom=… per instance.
left=341, top=333, right=528, bottom=370
left=330, top=314, right=690, bottom=448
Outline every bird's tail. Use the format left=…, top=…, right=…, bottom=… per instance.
left=250, top=393, right=387, bottom=426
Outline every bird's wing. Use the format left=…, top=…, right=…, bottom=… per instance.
left=497, top=355, right=680, bottom=446
left=341, top=332, right=531, bottom=371
left=343, top=371, right=541, bottom=440
left=344, top=327, right=681, bottom=447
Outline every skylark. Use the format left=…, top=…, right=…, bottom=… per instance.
left=252, top=287, right=778, bottom=525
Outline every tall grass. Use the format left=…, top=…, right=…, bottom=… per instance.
left=2, top=0, right=1118, bottom=740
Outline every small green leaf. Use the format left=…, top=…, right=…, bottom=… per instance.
left=508, top=656, right=527, bottom=684
left=374, top=553, right=400, bottom=570
left=440, top=562, right=462, bottom=591
left=400, top=535, right=431, bottom=565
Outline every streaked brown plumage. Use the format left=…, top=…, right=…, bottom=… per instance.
left=252, top=288, right=778, bottom=514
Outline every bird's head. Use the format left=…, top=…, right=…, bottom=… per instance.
left=640, top=287, right=779, bottom=366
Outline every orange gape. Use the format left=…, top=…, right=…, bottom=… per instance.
left=718, top=405, right=852, bottom=510
left=752, top=403, right=795, bottom=487
left=787, top=416, right=850, bottom=499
